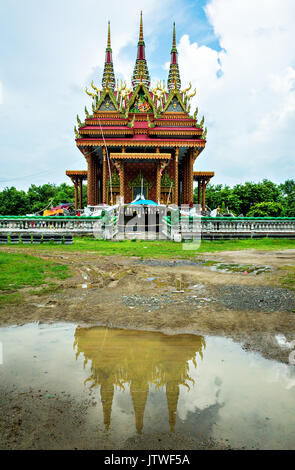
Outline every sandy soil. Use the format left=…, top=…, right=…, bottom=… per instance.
left=0, top=247, right=294, bottom=364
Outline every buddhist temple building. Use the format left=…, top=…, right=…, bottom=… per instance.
left=67, top=13, right=214, bottom=209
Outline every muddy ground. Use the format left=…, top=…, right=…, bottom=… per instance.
left=0, top=385, right=231, bottom=451
left=0, top=246, right=294, bottom=364
left=0, top=247, right=295, bottom=450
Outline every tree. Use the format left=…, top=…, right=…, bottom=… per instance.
left=279, top=179, right=295, bottom=217
left=246, top=202, right=284, bottom=217
left=0, top=187, right=30, bottom=215
left=0, top=182, right=88, bottom=216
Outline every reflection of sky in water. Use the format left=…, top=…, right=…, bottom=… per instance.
left=0, top=323, right=295, bottom=449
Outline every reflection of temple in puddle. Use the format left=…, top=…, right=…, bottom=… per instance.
left=74, top=327, right=206, bottom=434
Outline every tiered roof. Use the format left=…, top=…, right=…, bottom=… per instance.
left=75, top=12, right=207, bottom=154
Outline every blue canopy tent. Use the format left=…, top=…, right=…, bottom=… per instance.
left=130, top=199, right=158, bottom=206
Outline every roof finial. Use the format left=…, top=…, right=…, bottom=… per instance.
left=167, top=22, right=181, bottom=91
left=139, top=11, right=144, bottom=42
left=102, top=21, right=116, bottom=90
left=173, top=22, right=176, bottom=49
left=107, top=21, right=111, bottom=48
left=132, top=10, right=150, bottom=89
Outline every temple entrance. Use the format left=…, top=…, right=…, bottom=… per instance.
left=133, top=186, right=148, bottom=200
left=129, top=171, right=152, bottom=202
left=107, top=189, right=120, bottom=205
left=160, top=189, right=174, bottom=205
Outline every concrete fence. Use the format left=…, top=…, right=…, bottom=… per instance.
left=0, top=214, right=294, bottom=241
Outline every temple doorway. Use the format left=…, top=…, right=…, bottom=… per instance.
left=133, top=186, right=148, bottom=200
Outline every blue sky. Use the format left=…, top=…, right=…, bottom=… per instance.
left=0, top=0, right=294, bottom=191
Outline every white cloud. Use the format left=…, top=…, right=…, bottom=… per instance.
left=177, top=0, right=295, bottom=185
left=1, top=0, right=295, bottom=190
left=0, top=0, right=176, bottom=190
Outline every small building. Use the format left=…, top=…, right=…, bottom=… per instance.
left=67, top=13, right=214, bottom=209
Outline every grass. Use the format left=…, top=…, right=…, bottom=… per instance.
left=278, top=265, right=295, bottom=290
left=1, top=237, right=294, bottom=259
left=0, top=252, right=70, bottom=307
left=0, top=238, right=294, bottom=307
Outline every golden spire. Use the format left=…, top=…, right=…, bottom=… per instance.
left=139, top=10, right=144, bottom=42
left=173, top=22, right=176, bottom=49
left=107, top=21, right=111, bottom=48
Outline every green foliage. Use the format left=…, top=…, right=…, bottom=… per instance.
left=194, top=179, right=295, bottom=217
left=0, top=183, right=88, bottom=215
left=246, top=202, right=284, bottom=217
left=279, top=179, right=295, bottom=217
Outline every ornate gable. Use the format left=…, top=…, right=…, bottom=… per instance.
left=163, top=91, right=187, bottom=114
left=127, top=85, right=156, bottom=115
left=96, top=89, right=119, bottom=112
left=128, top=171, right=152, bottom=189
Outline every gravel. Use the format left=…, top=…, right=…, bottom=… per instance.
left=218, top=285, right=295, bottom=313
left=122, top=294, right=213, bottom=311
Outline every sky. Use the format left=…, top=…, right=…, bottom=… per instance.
left=0, top=0, right=294, bottom=191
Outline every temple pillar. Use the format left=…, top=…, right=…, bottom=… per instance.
left=174, top=148, right=179, bottom=206
left=119, top=163, right=125, bottom=201
left=156, top=163, right=161, bottom=203
left=198, top=178, right=201, bottom=205
left=102, top=147, right=107, bottom=204
left=188, top=149, right=194, bottom=205
left=87, top=151, right=98, bottom=206
left=74, top=179, right=78, bottom=211
left=87, top=152, right=92, bottom=206
left=79, top=179, right=83, bottom=209
left=183, top=153, right=188, bottom=204
left=202, top=179, right=206, bottom=211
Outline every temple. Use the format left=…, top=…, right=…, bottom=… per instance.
left=66, top=13, right=214, bottom=209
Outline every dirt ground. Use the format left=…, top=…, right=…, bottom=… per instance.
left=0, top=385, right=231, bottom=451
left=0, top=247, right=294, bottom=364
left=1, top=246, right=295, bottom=450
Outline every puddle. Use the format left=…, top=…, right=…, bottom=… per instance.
left=0, top=323, right=295, bottom=449
left=210, top=263, right=272, bottom=275
left=144, top=275, right=195, bottom=292
left=137, top=259, right=272, bottom=275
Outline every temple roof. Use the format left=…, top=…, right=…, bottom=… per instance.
left=75, top=13, right=207, bottom=149
left=193, top=171, right=215, bottom=179
left=80, top=125, right=202, bottom=131
left=111, top=152, right=171, bottom=160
